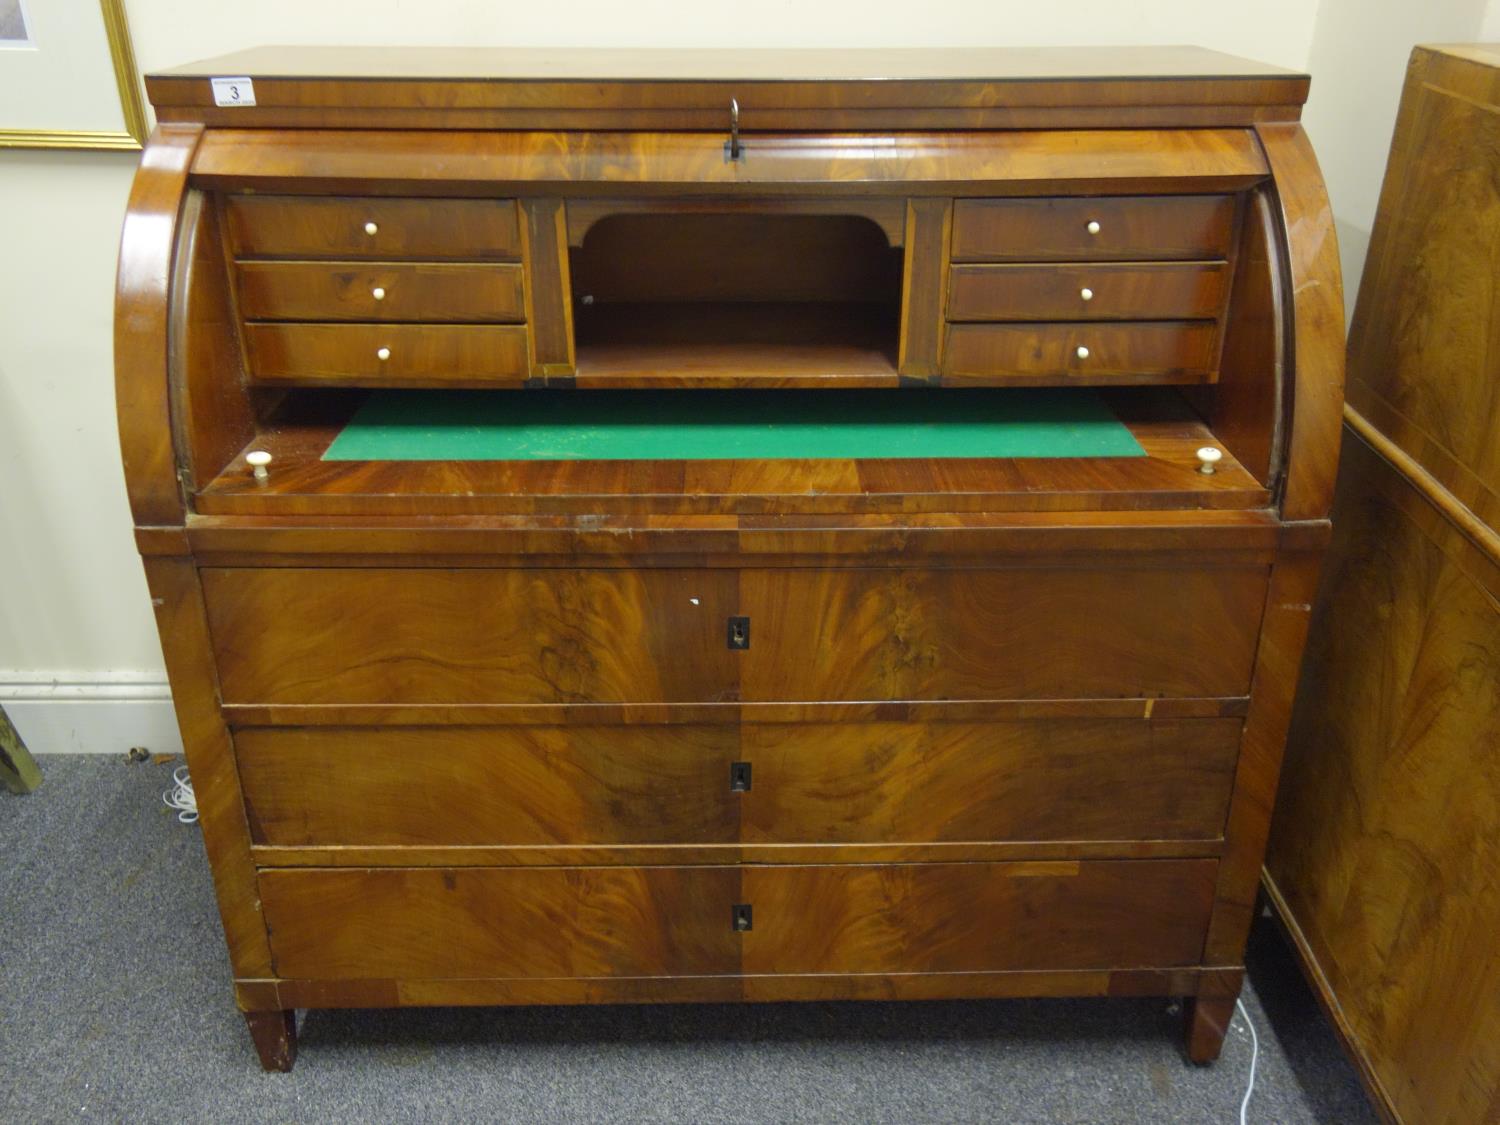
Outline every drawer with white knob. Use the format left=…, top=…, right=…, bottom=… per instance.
left=223, top=195, right=522, bottom=260
left=236, top=261, right=527, bottom=323
left=947, top=262, right=1228, bottom=322
left=243, top=323, right=530, bottom=387
left=950, top=196, right=1236, bottom=262
left=941, top=321, right=1219, bottom=384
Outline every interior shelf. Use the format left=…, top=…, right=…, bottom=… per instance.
left=571, top=302, right=900, bottom=388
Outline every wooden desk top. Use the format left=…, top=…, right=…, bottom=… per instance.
left=155, top=45, right=1301, bottom=82
left=146, top=46, right=1309, bottom=130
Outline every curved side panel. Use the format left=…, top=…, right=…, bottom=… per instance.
left=115, top=123, right=204, bottom=527
left=1256, top=123, right=1345, bottom=522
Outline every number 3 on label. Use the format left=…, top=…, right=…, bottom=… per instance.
left=211, top=77, right=257, bottom=107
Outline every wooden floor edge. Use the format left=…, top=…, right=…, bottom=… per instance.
left=1343, top=404, right=1500, bottom=569
left=1259, top=868, right=1402, bottom=1125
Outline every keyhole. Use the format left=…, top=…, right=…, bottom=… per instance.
left=727, top=616, right=750, bottom=650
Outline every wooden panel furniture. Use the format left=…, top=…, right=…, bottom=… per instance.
left=1265, top=43, right=1500, bottom=1125
left=115, top=46, right=1344, bottom=1072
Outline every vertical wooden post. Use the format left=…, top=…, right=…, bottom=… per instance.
left=897, top=197, right=953, bottom=382
left=520, top=197, right=576, bottom=383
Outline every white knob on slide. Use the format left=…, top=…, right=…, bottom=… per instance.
left=246, top=450, right=272, bottom=481
left=1197, top=446, right=1223, bottom=475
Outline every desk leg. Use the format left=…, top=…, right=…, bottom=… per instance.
left=1185, top=995, right=1235, bottom=1064
left=0, top=706, right=42, bottom=794
left=244, top=1009, right=298, bottom=1072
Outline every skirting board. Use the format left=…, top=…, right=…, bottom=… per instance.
left=0, top=673, right=182, bottom=756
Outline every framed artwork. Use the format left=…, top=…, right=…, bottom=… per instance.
left=1, top=0, right=148, bottom=149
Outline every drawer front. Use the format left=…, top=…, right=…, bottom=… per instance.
left=203, top=566, right=1266, bottom=706
left=258, top=859, right=1217, bottom=979
left=235, top=719, right=1243, bottom=848
left=951, top=196, right=1236, bottom=262
left=260, top=866, right=741, bottom=979
left=942, top=322, right=1218, bottom=383
left=236, top=262, right=526, bottom=323
left=244, top=323, right=529, bottom=386
left=224, top=195, right=522, bottom=260
left=741, top=859, right=1217, bottom=974
left=947, top=263, right=1228, bottom=322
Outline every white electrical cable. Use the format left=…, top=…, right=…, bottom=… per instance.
left=163, top=765, right=198, bottom=824
left=1236, top=996, right=1260, bottom=1125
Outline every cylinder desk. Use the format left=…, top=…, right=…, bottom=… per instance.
left=115, top=46, right=1344, bottom=1071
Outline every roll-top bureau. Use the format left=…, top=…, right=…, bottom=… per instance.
left=115, top=46, right=1344, bottom=1071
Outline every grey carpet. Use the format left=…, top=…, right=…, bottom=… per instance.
left=1, top=756, right=1380, bottom=1124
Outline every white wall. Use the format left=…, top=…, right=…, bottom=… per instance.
left=1301, top=1, right=1492, bottom=315
left=0, top=0, right=1486, bottom=750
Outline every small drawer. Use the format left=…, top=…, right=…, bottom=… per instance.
left=223, top=195, right=521, bottom=260
left=942, top=322, right=1219, bottom=384
left=235, top=718, right=1242, bottom=848
left=236, top=262, right=526, bottom=323
left=257, top=859, right=1217, bottom=980
left=951, top=196, right=1235, bottom=262
left=947, top=263, right=1228, bottom=322
left=244, top=323, right=529, bottom=386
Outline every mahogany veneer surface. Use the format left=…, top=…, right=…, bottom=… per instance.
left=115, top=46, right=1343, bottom=1072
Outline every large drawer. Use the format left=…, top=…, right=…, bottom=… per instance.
left=244, top=323, right=530, bottom=386
left=942, top=322, right=1218, bottom=383
left=202, top=566, right=1268, bottom=706
left=236, top=261, right=526, bottom=323
left=223, top=195, right=522, bottom=260
left=258, top=859, right=1218, bottom=979
left=947, top=262, right=1228, bottom=322
left=236, top=719, right=1243, bottom=848
left=951, top=196, right=1235, bottom=262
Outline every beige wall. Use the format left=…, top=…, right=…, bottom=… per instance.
left=0, top=1, right=1486, bottom=724
left=1301, top=2, right=1492, bottom=316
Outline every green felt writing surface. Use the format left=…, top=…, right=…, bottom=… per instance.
left=322, top=389, right=1146, bottom=462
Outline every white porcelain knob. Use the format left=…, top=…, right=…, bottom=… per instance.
left=246, top=450, right=272, bottom=482
left=1086, top=220, right=1101, bottom=235
left=372, top=286, right=387, bottom=301
left=1080, top=287, right=1094, bottom=301
left=364, top=221, right=378, bottom=236
left=376, top=346, right=391, bottom=361
left=1197, top=446, right=1223, bottom=475
left=1075, top=345, right=1090, bottom=360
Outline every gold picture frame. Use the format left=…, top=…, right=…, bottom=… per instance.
left=0, top=0, right=149, bottom=150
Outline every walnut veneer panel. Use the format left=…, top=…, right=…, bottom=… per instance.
left=224, top=195, right=521, bottom=260
left=1268, top=435, right=1500, bottom=1125
left=259, top=859, right=1218, bottom=980
left=1265, top=44, right=1500, bottom=1123
left=236, top=262, right=526, bottom=323
left=741, top=860, right=1217, bottom=974
left=235, top=718, right=1242, bottom=848
left=947, top=262, right=1228, bottom=322
left=1344, top=46, right=1500, bottom=534
left=951, top=196, right=1235, bottom=262
left=202, top=566, right=1267, bottom=706
left=148, top=46, right=1308, bottom=131
left=942, top=322, right=1219, bottom=383
left=244, top=323, right=529, bottom=386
